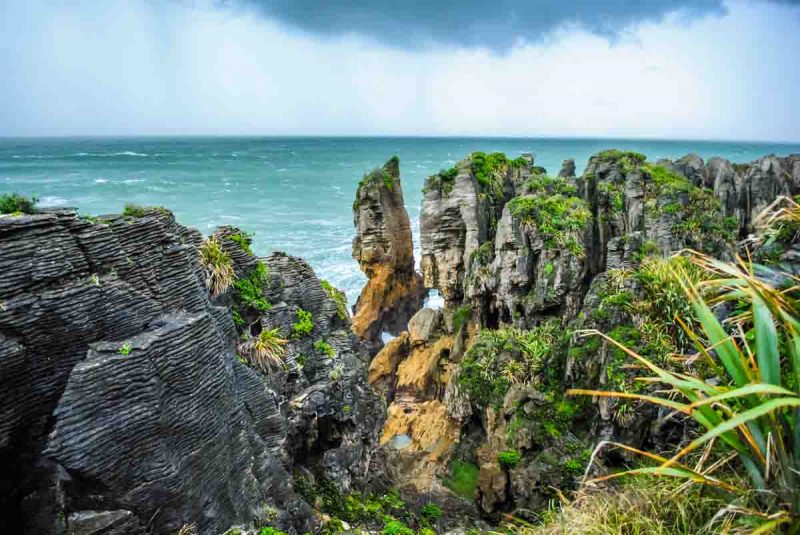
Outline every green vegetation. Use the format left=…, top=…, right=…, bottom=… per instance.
left=459, top=322, right=560, bottom=408
left=752, top=195, right=800, bottom=263
left=451, top=305, right=473, bottom=335
left=228, top=231, right=254, bottom=254
left=199, top=237, right=235, bottom=296
left=497, top=449, right=522, bottom=468
left=233, top=261, right=272, bottom=312
left=0, top=193, right=37, bottom=215
left=470, top=240, right=495, bottom=266
left=239, top=328, right=288, bottom=373
left=419, top=503, right=442, bottom=525
left=569, top=251, right=800, bottom=532
left=258, top=528, right=286, bottom=535
left=321, top=279, right=349, bottom=320
left=291, top=308, right=314, bottom=337
left=424, top=166, right=459, bottom=196
left=471, top=151, right=510, bottom=188
left=524, top=175, right=577, bottom=197
left=443, top=460, right=479, bottom=498
left=507, top=194, right=590, bottom=256
left=123, top=203, right=169, bottom=218
left=314, top=339, right=335, bottom=358
left=518, top=475, right=738, bottom=535
left=595, top=149, right=647, bottom=174
left=381, top=520, right=414, bottom=535
left=119, top=341, right=133, bottom=356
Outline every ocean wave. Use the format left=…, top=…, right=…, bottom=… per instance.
left=38, top=196, right=70, bottom=207
left=70, top=151, right=148, bottom=158
left=94, top=178, right=108, bottom=184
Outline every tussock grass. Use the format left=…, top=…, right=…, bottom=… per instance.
left=239, top=328, right=288, bottom=373
left=199, top=237, right=235, bottom=296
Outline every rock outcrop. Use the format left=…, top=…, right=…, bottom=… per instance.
left=0, top=208, right=383, bottom=535
left=352, top=157, right=425, bottom=351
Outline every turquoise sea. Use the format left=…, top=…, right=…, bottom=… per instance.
left=2, top=137, right=800, bottom=303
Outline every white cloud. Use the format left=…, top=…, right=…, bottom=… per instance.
left=1, top=0, right=798, bottom=141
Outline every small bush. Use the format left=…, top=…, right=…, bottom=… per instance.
left=321, top=280, right=349, bottom=320
left=381, top=520, right=414, bottom=535
left=258, top=528, right=287, bottom=535
left=239, top=328, right=288, bottom=373
left=0, top=193, right=37, bottom=215
left=497, top=449, right=522, bottom=468
left=119, top=341, right=133, bottom=356
left=199, top=237, right=235, bottom=296
left=314, top=339, right=336, bottom=358
left=443, top=460, right=479, bottom=498
left=233, top=262, right=271, bottom=312
left=292, top=308, right=314, bottom=338
left=123, top=203, right=168, bottom=218
left=508, top=194, right=590, bottom=256
left=228, top=231, right=254, bottom=255
left=420, top=502, right=443, bottom=525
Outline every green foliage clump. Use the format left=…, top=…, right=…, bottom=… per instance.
left=314, top=339, right=335, bottom=358
left=497, top=449, right=522, bottom=467
left=258, top=528, right=287, bottom=535
left=443, top=460, right=479, bottom=498
left=321, top=279, right=349, bottom=320
left=228, top=231, right=254, bottom=254
left=233, top=261, right=272, bottom=312
left=451, top=305, right=473, bottom=335
left=292, top=308, right=314, bottom=337
left=470, top=240, right=495, bottom=266
left=459, top=322, right=560, bottom=408
left=507, top=194, right=590, bottom=256
left=595, top=149, right=647, bottom=174
left=123, top=203, right=169, bottom=218
left=0, top=193, right=37, bottom=215
left=419, top=503, right=443, bottom=525
left=470, top=151, right=509, bottom=188
left=424, top=166, right=459, bottom=196
left=119, top=341, right=133, bottom=356
left=199, top=237, right=235, bottom=296
left=382, top=520, right=414, bottom=535
left=239, top=328, right=288, bottom=373
left=524, top=175, right=577, bottom=197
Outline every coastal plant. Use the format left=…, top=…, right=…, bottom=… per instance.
left=199, top=237, right=236, bottom=296
left=498, top=449, right=522, bottom=468
left=443, top=460, right=479, bottom=498
left=381, top=520, right=414, bottom=535
left=569, top=252, right=800, bottom=531
left=233, top=261, right=271, bottom=312
left=749, top=195, right=800, bottom=263
left=228, top=231, right=254, bottom=254
left=314, top=339, right=336, bottom=358
left=292, top=308, right=314, bottom=337
left=507, top=194, right=590, bottom=256
left=239, top=328, right=288, bottom=373
left=119, top=341, right=133, bottom=356
left=321, top=279, right=349, bottom=320
left=0, top=193, right=37, bottom=214
left=419, top=503, right=443, bottom=525
left=123, top=203, right=168, bottom=218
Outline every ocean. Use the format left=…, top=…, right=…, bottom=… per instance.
left=2, top=136, right=799, bottom=304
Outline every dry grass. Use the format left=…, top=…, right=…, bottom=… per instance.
left=199, top=237, right=235, bottom=296
left=239, top=328, right=288, bottom=373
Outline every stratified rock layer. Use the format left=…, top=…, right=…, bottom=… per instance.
left=352, top=157, right=425, bottom=350
left=0, top=208, right=383, bottom=535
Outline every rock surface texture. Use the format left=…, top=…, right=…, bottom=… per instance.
left=352, top=157, right=425, bottom=351
left=0, top=209, right=382, bottom=534
left=365, top=150, right=800, bottom=521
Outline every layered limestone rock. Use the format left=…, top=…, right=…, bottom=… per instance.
left=0, top=208, right=383, bottom=535
left=352, top=157, right=425, bottom=350
left=406, top=149, right=800, bottom=520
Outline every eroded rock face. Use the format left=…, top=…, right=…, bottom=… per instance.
left=352, top=157, right=425, bottom=350
left=1, top=209, right=383, bottom=535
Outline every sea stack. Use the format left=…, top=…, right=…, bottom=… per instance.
left=352, top=156, right=425, bottom=352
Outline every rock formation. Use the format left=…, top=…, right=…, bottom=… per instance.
left=0, top=208, right=383, bottom=534
left=352, top=156, right=425, bottom=351
left=365, top=149, right=800, bottom=521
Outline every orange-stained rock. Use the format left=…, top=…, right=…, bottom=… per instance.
left=352, top=157, right=425, bottom=351
left=368, top=332, right=409, bottom=391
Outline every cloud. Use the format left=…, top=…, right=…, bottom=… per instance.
left=222, top=0, right=727, bottom=51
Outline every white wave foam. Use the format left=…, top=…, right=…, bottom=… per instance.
left=38, top=196, right=70, bottom=207
left=94, top=178, right=108, bottom=184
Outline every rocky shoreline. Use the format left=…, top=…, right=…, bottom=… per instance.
left=1, top=149, right=799, bottom=534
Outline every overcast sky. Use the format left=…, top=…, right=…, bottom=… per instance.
left=1, top=0, right=799, bottom=141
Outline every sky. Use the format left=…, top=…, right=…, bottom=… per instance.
left=1, top=0, right=799, bottom=141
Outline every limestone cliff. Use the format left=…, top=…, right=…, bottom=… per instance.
left=0, top=208, right=383, bottom=535
left=367, top=149, right=800, bottom=522
left=352, top=157, right=425, bottom=351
